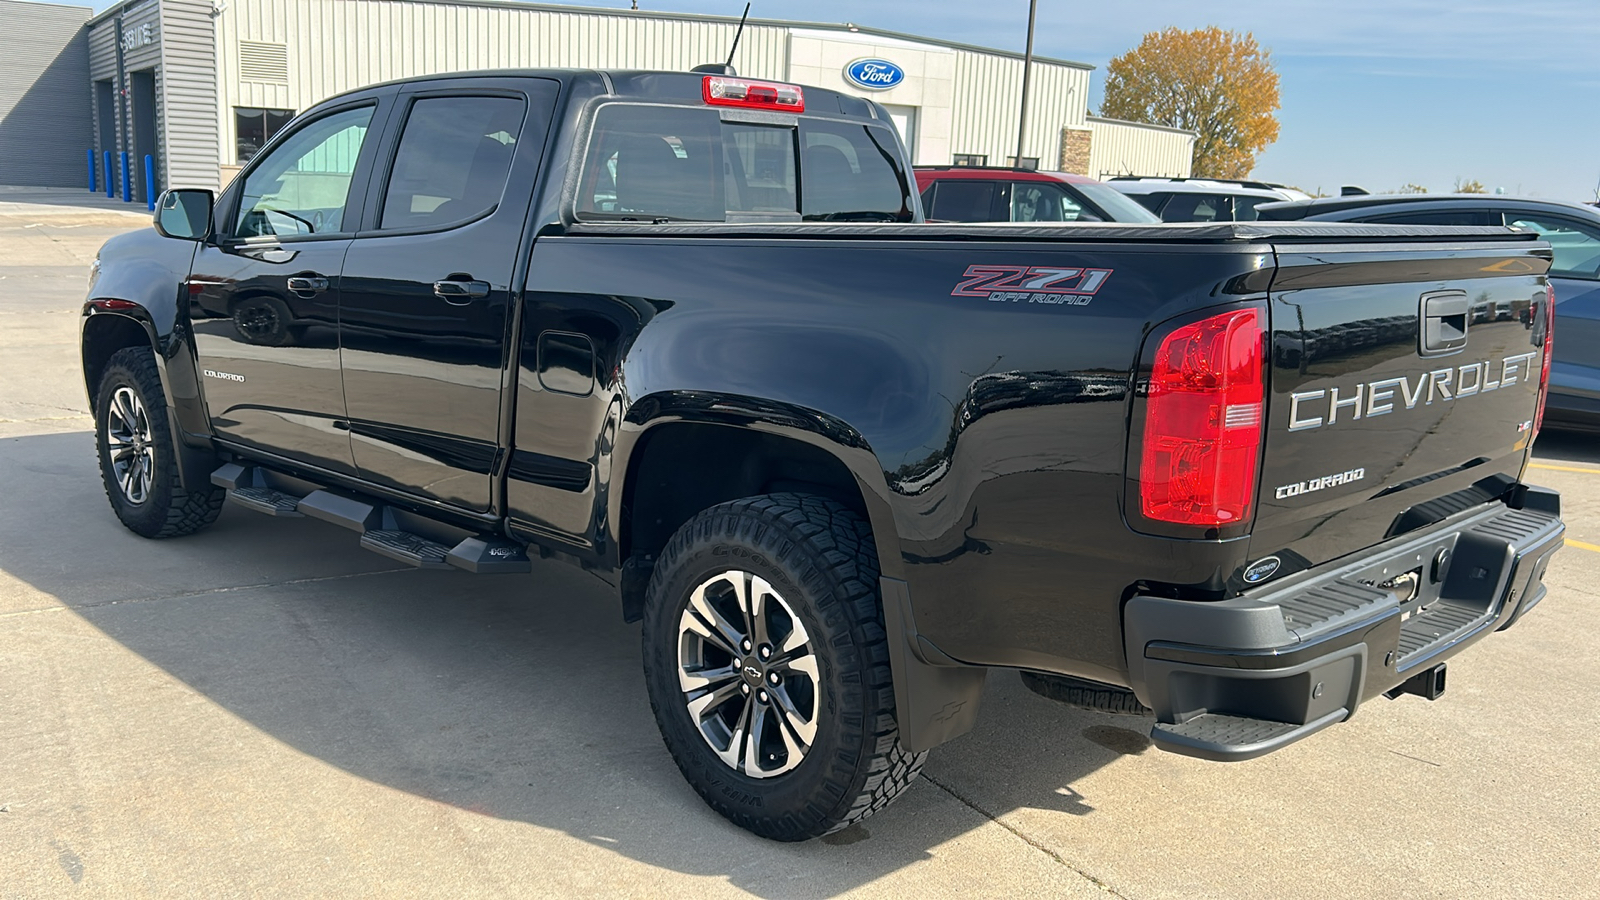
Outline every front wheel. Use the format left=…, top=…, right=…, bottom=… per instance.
left=94, top=346, right=224, bottom=538
left=640, top=494, right=924, bottom=841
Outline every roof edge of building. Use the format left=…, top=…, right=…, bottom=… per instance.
left=85, top=0, right=1095, bottom=70
left=1087, top=115, right=1197, bottom=137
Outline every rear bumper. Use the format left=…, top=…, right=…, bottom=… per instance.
left=1123, top=489, right=1564, bottom=761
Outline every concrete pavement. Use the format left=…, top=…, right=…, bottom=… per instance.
left=1, top=189, right=1596, bottom=899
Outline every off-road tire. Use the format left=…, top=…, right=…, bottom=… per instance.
left=640, top=493, right=925, bottom=841
left=1020, top=671, right=1153, bottom=716
left=95, top=346, right=224, bottom=538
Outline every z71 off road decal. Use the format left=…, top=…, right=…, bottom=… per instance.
left=951, top=265, right=1112, bottom=306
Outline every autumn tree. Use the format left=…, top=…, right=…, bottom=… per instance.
left=1453, top=178, right=1488, bottom=194
left=1101, top=27, right=1281, bottom=179
left=1397, top=183, right=1429, bottom=194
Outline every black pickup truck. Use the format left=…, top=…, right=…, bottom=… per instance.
left=82, top=68, right=1565, bottom=841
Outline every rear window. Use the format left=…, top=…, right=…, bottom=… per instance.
left=575, top=103, right=912, bottom=223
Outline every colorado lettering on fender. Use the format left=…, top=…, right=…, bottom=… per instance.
left=1275, top=467, right=1366, bottom=500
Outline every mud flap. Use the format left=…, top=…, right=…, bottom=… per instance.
left=879, top=576, right=987, bottom=752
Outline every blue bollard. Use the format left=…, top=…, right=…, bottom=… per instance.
left=88, top=149, right=96, bottom=193
left=144, top=155, right=156, bottom=211
left=121, top=151, right=131, bottom=202
left=104, top=151, right=114, bottom=198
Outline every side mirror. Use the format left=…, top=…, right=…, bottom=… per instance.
left=153, top=189, right=214, bottom=241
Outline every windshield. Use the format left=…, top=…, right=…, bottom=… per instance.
left=1074, top=182, right=1161, bottom=223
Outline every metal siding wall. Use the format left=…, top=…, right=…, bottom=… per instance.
left=162, top=0, right=220, bottom=189
left=213, top=0, right=791, bottom=169
left=0, top=0, right=92, bottom=186
left=1086, top=116, right=1195, bottom=179
left=949, top=52, right=1088, bottom=167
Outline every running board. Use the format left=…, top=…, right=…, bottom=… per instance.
left=208, top=463, right=532, bottom=575
left=1150, top=707, right=1347, bottom=762
left=213, top=462, right=303, bottom=517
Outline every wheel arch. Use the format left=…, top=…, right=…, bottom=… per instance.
left=613, top=392, right=906, bottom=620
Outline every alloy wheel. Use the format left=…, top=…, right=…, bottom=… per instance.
left=105, top=385, right=154, bottom=505
left=676, top=569, right=820, bottom=778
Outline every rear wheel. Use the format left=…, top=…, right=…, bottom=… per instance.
left=94, top=346, right=224, bottom=538
left=640, top=494, right=924, bottom=841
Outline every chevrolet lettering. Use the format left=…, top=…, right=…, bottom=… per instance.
left=1288, top=352, right=1539, bottom=432
left=80, top=66, right=1564, bottom=842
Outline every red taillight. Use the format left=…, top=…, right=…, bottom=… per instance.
left=1534, top=283, right=1555, bottom=437
left=702, top=76, right=805, bottom=112
left=88, top=298, right=140, bottom=311
left=1140, top=308, right=1266, bottom=528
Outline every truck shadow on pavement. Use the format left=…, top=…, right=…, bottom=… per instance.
left=2, top=431, right=1146, bottom=896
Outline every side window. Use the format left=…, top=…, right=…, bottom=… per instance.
left=927, top=181, right=996, bottom=222
left=1161, top=193, right=1228, bottom=222
left=380, top=96, right=528, bottom=230
left=1366, top=210, right=1495, bottom=226
left=234, top=105, right=375, bottom=238
left=1506, top=214, right=1600, bottom=280
left=1233, top=196, right=1269, bottom=221
left=1010, top=182, right=1096, bottom=222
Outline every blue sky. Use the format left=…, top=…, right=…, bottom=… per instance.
left=82, top=0, right=1599, bottom=200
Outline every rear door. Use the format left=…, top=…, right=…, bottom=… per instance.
left=1250, top=236, right=1551, bottom=570
left=337, top=77, right=560, bottom=511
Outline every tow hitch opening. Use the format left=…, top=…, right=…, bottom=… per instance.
left=1386, top=663, right=1447, bottom=701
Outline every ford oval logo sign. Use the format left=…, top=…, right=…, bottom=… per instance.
left=1243, top=556, right=1282, bottom=584
left=844, top=58, right=905, bottom=91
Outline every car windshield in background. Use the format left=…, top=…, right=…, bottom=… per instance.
left=1071, top=182, right=1161, bottom=223
left=575, top=103, right=913, bottom=224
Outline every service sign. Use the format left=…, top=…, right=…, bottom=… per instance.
left=844, top=58, right=905, bottom=91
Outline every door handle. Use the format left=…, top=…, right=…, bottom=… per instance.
left=434, top=279, right=491, bottom=303
left=286, top=275, right=330, bottom=295
left=1420, top=290, right=1469, bottom=356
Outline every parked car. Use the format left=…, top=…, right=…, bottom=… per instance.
left=914, top=167, right=1159, bottom=223
left=1106, top=176, right=1309, bottom=222
left=85, top=68, right=1564, bottom=842
left=1258, top=194, right=1600, bottom=430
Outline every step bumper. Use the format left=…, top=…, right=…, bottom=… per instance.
left=1124, top=492, right=1565, bottom=762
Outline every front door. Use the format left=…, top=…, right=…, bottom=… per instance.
left=337, top=78, right=560, bottom=511
left=188, top=99, right=387, bottom=475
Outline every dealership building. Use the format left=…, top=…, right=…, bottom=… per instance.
left=1, top=0, right=1194, bottom=197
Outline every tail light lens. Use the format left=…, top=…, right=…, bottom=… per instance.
left=702, top=76, right=805, bottom=112
left=1140, top=307, right=1266, bottom=528
left=1534, top=283, right=1555, bottom=437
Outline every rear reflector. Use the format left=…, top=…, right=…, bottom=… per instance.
left=702, top=76, right=804, bottom=112
left=1534, top=283, right=1555, bottom=436
left=1140, top=308, right=1266, bottom=528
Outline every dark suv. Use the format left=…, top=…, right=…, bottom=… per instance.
left=1259, top=195, right=1600, bottom=430
left=914, top=167, right=1159, bottom=223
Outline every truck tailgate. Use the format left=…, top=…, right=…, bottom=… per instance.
left=1251, top=238, right=1552, bottom=572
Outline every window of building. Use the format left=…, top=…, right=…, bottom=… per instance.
left=234, top=105, right=374, bottom=238
left=952, top=153, right=987, bottom=167
left=1006, top=156, right=1040, bottom=171
left=235, top=107, right=296, bottom=164
left=380, top=96, right=527, bottom=230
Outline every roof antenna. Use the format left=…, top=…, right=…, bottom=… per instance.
left=691, top=3, right=749, bottom=76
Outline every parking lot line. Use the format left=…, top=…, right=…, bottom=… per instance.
left=1530, top=463, right=1600, bottom=474
left=1565, top=539, right=1600, bottom=553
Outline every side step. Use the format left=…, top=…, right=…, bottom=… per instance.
left=210, top=463, right=530, bottom=574
left=213, top=462, right=303, bottom=517
left=1150, top=707, right=1347, bottom=762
